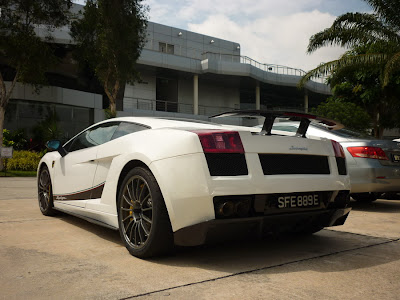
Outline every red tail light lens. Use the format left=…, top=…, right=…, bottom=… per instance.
left=331, top=140, right=345, bottom=158
left=347, top=146, right=389, bottom=160
left=193, top=130, right=245, bottom=153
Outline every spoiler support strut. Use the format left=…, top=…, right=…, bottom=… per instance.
left=211, top=110, right=343, bottom=137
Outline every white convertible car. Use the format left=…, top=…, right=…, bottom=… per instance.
left=37, top=110, right=351, bottom=258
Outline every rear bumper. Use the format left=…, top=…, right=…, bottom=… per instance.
left=151, top=153, right=351, bottom=232
left=349, top=164, right=400, bottom=193
left=173, top=207, right=351, bottom=246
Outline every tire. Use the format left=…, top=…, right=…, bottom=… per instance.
left=117, top=167, right=173, bottom=258
left=37, top=165, right=56, bottom=216
left=351, top=193, right=378, bottom=203
left=380, top=192, right=399, bottom=200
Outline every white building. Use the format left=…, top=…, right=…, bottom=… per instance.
left=3, top=4, right=330, bottom=140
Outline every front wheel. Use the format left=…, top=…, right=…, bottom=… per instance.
left=37, top=166, right=56, bottom=216
left=117, top=167, right=173, bottom=258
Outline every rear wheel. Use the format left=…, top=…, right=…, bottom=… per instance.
left=117, top=167, right=173, bottom=258
left=351, top=193, right=378, bottom=203
left=37, top=166, right=56, bottom=216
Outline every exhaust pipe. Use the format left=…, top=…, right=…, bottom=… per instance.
left=217, top=201, right=235, bottom=217
left=235, top=200, right=250, bottom=217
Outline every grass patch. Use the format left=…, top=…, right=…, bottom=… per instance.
left=0, top=170, right=37, bottom=177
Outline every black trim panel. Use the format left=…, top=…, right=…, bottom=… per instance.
left=205, top=153, right=248, bottom=176
left=336, top=157, right=347, bottom=175
left=259, top=154, right=330, bottom=175
left=54, top=183, right=105, bottom=201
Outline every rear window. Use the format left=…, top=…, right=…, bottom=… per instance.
left=274, top=123, right=373, bottom=139
left=313, top=125, right=373, bottom=139
left=111, top=122, right=149, bottom=140
left=272, top=125, right=298, bottom=133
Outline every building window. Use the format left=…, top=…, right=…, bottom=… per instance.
left=159, top=42, right=174, bottom=54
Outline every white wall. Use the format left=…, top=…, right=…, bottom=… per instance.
left=7, top=82, right=102, bottom=109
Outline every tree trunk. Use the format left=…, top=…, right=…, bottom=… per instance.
left=378, top=127, right=384, bottom=139
left=103, top=72, right=118, bottom=118
left=376, top=103, right=385, bottom=139
left=0, top=106, right=5, bottom=171
left=372, top=113, right=379, bottom=138
left=0, top=69, right=19, bottom=171
left=109, top=100, right=117, bottom=118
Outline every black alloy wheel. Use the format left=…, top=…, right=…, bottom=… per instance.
left=117, top=167, right=173, bottom=258
left=38, top=166, right=56, bottom=216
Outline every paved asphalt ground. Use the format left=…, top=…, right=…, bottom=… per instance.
left=1, top=177, right=400, bottom=299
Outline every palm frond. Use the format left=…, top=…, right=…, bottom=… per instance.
left=298, top=53, right=387, bottom=88
left=383, top=51, right=400, bottom=86
left=364, top=0, right=400, bottom=31
left=307, top=12, right=400, bottom=53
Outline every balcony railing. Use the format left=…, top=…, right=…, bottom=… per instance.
left=143, top=37, right=327, bottom=84
left=202, top=52, right=327, bottom=83
left=123, top=97, right=238, bottom=116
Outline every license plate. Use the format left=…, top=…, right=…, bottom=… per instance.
left=393, top=154, right=400, bottom=162
left=263, top=191, right=328, bottom=215
left=277, top=194, right=319, bottom=209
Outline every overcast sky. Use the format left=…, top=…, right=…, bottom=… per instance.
left=73, top=0, right=371, bottom=71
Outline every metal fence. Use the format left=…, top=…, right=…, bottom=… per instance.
left=201, top=52, right=327, bottom=83
left=124, top=97, right=236, bottom=116
left=123, top=97, right=308, bottom=117
left=144, top=38, right=326, bottom=84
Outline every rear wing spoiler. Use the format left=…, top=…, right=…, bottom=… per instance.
left=211, top=110, right=344, bottom=138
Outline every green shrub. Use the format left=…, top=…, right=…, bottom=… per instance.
left=3, top=129, right=28, bottom=149
left=6, top=150, right=42, bottom=171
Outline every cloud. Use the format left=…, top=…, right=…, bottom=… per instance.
left=144, top=0, right=372, bottom=70
left=178, top=0, right=322, bottom=20
left=74, top=0, right=368, bottom=71
left=188, top=10, right=346, bottom=71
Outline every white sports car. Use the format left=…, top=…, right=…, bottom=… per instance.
left=37, top=110, right=351, bottom=258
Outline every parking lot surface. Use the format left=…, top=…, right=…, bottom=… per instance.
left=1, top=177, right=400, bottom=299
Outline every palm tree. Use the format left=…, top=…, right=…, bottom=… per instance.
left=299, top=0, right=400, bottom=137
left=299, top=0, right=400, bottom=87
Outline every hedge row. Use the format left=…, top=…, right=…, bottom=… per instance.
left=5, top=150, right=42, bottom=171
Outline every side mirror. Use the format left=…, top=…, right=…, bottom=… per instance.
left=46, top=140, right=67, bottom=157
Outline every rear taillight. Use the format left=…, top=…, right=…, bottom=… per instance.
left=331, top=140, right=345, bottom=158
left=193, top=130, right=245, bottom=153
left=347, top=146, right=389, bottom=160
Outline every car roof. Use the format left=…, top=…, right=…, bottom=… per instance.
left=97, top=116, right=255, bottom=132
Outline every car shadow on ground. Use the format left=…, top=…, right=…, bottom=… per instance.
left=55, top=212, right=123, bottom=245
left=350, top=198, right=400, bottom=213
left=53, top=203, right=400, bottom=276
left=149, top=230, right=400, bottom=274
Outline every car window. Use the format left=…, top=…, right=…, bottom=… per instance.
left=111, top=122, right=149, bottom=140
left=66, top=122, right=120, bottom=152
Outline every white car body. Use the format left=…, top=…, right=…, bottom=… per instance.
left=38, top=113, right=351, bottom=256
